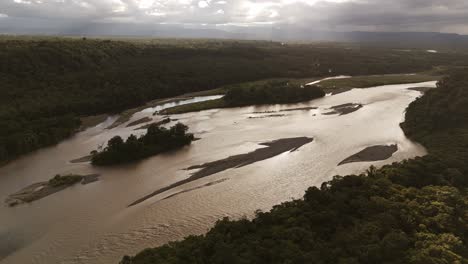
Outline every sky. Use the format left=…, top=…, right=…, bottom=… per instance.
left=1, top=0, right=468, bottom=36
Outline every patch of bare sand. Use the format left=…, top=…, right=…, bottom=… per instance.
left=128, top=137, right=313, bottom=207
left=338, top=145, right=398, bottom=166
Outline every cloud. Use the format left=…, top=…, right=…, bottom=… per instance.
left=0, top=0, right=467, bottom=35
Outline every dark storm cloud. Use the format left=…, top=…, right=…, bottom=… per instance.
left=0, top=0, right=467, bottom=35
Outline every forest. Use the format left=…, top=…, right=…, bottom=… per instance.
left=120, top=71, right=468, bottom=264
left=2, top=37, right=468, bottom=163
left=91, top=123, right=194, bottom=166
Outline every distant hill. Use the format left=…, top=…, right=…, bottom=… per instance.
left=283, top=30, right=468, bottom=49
left=239, top=27, right=468, bottom=49
left=2, top=23, right=468, bottom=49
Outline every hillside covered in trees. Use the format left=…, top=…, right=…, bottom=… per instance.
left=1, top=37, right=468, bottom=163
left=91, top=123, right=194, bottom=166
left=120, top=71, right=468, bottom=264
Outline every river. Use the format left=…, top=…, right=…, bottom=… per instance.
left=0, top=81, right=435, bottom=264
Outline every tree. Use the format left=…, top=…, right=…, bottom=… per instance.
left=170, top=123, right=189, bottom=136
left=108, top=136, right=124, bottom=150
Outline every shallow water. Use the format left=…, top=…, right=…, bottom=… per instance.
left=0, top=81, right=435, bottom=264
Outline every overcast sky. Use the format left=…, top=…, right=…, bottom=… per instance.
left=1, top=0, right=468, bottom=35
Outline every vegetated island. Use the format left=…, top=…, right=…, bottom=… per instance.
left=121, top=71, right=468, bottom=264
left=338, top=144, right=398, bottom=165
left=128, top=137, right=313, bottom=206
left=324, top=103, right=364, bottom=116
left=70, top=118, right=174, bottom=163
left=5, top=174, right=99, bottom=207
left=158, top=81, right=326, bottom=115
left=91, top=123, right=194, bottom=166
left=158, top=73, right=440, bottom=115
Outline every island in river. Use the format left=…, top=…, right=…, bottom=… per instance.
left=324, top=103, right=364, bottom=116
left=158, top=81, right=325, bottom=115
left=338, top=144, right=398, bottom=165
left=5, top=174, right=100, bottom=207
left=91, top=123, right=194, bottom=166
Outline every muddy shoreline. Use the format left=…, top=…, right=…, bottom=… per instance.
left=324, top=103, right=363, bottom=116
left=339, top=145, right=398, bottom=165
left=5, top=174, right=100, bottom=207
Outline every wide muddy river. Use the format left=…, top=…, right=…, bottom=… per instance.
left=0, top=81, right=435, bottom=264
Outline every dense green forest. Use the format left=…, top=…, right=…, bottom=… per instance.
left=2, top=37, right=468, bottom=163
left=91, top=123, right=194, bottom=166
left=120, top=71, right=468, bottom=264
left=161, top=81, right=325, bottom=114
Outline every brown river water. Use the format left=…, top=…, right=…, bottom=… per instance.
left=0, top=81, right=435, bottom=264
